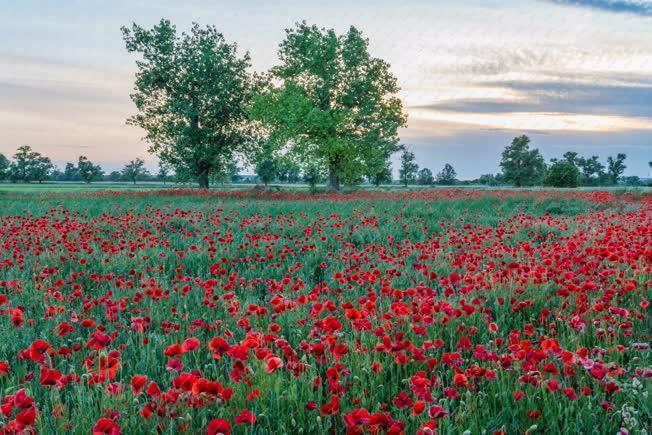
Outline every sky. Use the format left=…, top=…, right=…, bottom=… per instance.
left=1, top=0, right=651, bottom=178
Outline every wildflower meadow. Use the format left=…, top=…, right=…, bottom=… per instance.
left=0, top=189, right=649, bottom=434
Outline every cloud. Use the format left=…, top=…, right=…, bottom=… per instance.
left=417, top=80, right=652, bottom=118
left=49, top=144, right=91, bottom=149
left=542, top=0, right=652, bottom=16
left=0, top=81, right=115, bottom=105
left=448, top=48, right=553, bottom=76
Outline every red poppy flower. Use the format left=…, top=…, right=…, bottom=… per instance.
left=92, top=417, right=121, bottom=435
left=207, top=418, right=231, bottom=435
left=413, top=401, right=426, bottom=415
left=182, top=337, right=200, bottom=353
left=40, top=367, right=66, bottom=388
left=234, top=409, right=256, bottom=425
left=130, top=375, right=148, bottom=395
left=0, top=361, right=9, bottom=376
left=264, top=356, right=283, bottom=373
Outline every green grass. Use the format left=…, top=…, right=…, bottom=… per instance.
left=0, top=188, right=648, bottom=434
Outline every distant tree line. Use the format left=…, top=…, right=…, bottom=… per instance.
left=0, top=146, right=174, bottom=184
left=494, top=135, right=638, bottom=188
left=0, top=138, right=647, bottom=187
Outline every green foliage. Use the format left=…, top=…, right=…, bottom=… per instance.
left=477, top=173, right=501, bottom=186
left=562, top=151, right=579, bottom=166
left=417, top=167, right=434, bottom=185
left=544, top=159, right=580, bottom=188
left=157, top=160, right=172, bottom=183
left=9, top=145, right=53, bottom=183
left=398, top=148, right=418, bottom=186
left=250, top=22, right=406, bottom=190
left=621, top=175, right=643, bottom=186
left=436, top=163, right=457, bottom=185
left=63, top=162, right=81, bottom=182
left=0, top=154, right=9, bottom=181
left=607, top=153, right=626, bottom=185
left=121, top=158, right=149, bottom=184
left=368, top=160, right=393, bottom=186
left=500, top=135, right=546, bottom=187
left=107, top=171, right=122, bottom=182
left=78, top=156, right=104, bottom=184
left=122, top=19, right=255, bottom=188
left=256, top=158, right=278, bottom=186
left=209, top=161, right=240, bottom=185
left=576, top=155, right=606, bottom=185
left=276, top=158, right=302, bottom=183
left=303, top=162, right=325, bottom=191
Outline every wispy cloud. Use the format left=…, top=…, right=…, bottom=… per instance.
left=542, top=0, right=652, bottom=16
left=439, top=47, right=555, bottom=76
left=417, top=80, right=652, bottom=118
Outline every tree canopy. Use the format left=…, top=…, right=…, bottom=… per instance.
left=436, top=163, right=457, bottom=185
left=544, top=160, right=580, bottom=188
left=500, top=135, right=546, bottom=187
left=576, top=155, right=605, bottom=185
left=0, top=154, right=9, bottom=181
left=9, top=146, right=53, bottom=183
left=417, top=168, right=434, bottom=185
left=78, top=156, right=103, bottom=184
left=122, top=19, right=255, bottom=188
left=250, top=22, right=406, bottom=190
left=607, top=153, right=626, bottom=185
left=399, top=148, right=418, bottom=187
left=122, top=158, right=149, bottom=184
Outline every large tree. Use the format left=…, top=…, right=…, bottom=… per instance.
left=276, top=158, right=301, bottom=183
left=122, top=19, right=254, bottom=188
left=30, top=156, right=54, bottom=183
left=254, top=143, right=278, bottom=187
left=499, top=135, right=546, bottom=187
left=576, top=155, right=605, bottom=185
left=78, top=156, right=103, bottom=184
left=250, top=22, right=406, bottom=190
left=63, top=162, right=81, bottom=182
left=0, top=154, right=9, bottom=181
left=399, top=148, right=418, bottom=187
left=436, top=163, right=457, bottom=185
left=157, top=160, right=172, bottom=184
left=122, top=158, right=149, bottom=184
left=544, top=160, right=580, bottom=188
left=417, top=168, right=434, bottom=186
left=606, top=153, right=626, bottom=185
left=9, top=146, right=53, bottom=183
left=368, top=160, right=393, bottom=186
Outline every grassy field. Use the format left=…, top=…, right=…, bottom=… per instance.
left=1, top=181, right=649, bottom=194
left=0, top=188, right=649, bottom=434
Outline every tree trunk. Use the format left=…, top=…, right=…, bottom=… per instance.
left=198, top=169, right=209, bottom=189
left=328, top=167, right=340, bottom=191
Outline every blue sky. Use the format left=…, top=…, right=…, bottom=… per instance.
left=1, top=0, right=651, bottom=178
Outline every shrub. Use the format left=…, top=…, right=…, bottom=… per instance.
left=544, top=160, right=580, bottom=188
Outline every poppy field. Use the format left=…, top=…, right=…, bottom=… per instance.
left=0, top=189, right=649, bottom=434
